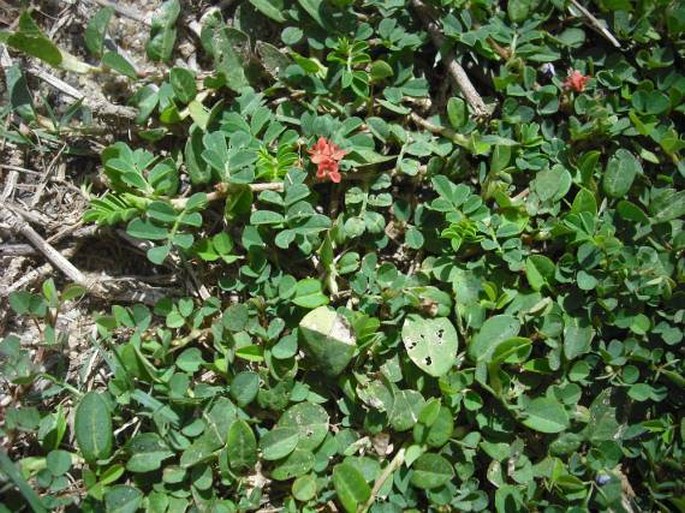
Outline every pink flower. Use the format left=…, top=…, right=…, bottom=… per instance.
left=563, top=69, right=590, bottom=93
left=308, top=137, right=347, bottom=183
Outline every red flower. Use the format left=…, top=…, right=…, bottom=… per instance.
left=563, top=69, right=590, bottom=93
left=308, top=137, right=347, bottom=183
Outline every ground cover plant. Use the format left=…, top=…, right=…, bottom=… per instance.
left=0, top=0, right=684, bottom=511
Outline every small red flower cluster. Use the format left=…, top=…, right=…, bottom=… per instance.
left=308, top=137, right=347, bottom=183
left=563, top=69, right=590, bottom=93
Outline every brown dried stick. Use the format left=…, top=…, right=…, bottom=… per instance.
left=4, top=205, right=92, bottom=287
left=568, top=0, right=621, bottom=49
left=410, top=0, right=489, bottom=117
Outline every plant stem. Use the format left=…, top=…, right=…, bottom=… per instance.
left=361, top=446, right=406, bottom=512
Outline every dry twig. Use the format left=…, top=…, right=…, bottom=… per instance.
left=568, top=0, right=621, bottom=49
left=410, top=0, right=489, bottom=117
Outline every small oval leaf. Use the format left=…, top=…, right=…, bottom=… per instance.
left=75, top=392, right=113, bottom=462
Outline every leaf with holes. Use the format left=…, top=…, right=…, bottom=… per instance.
left=401, top=315, right=458, bottom=377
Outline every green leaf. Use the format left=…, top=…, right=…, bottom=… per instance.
left=534, top=165, right=569, bottom=202
left=299, top=306, right=356, bottom=376
left=104, top=485, right=143, bottom=513
left=603, top=149, right=642, bottom=198
left=333, top=462, right=371, bottom=513
left=617, top=200, right=650, bottom=223
left=102, top=52, right=137, bottom=79
left=147, top=245, right=171, bottom=265
left=226, top=420, right=257, bottom=471
left=85, top=6, right=114, bottom=57
left=468, top=315, right=521, bottom=362
left=260, top=427, right=300, bottom=461
left=278, top=402, right=329, bottom=451
left=250, top=0, right=286, bottom=22
left=410, top=453, right=454, bottom=489
left=521, top=397, right=569, bottom=433
left=230, top=371, right=260, bottom=407
left=0, top=449, right=48, bottom=513
left=127, top=219, right=169, bottom=240
left=75, top=392, right=113, bottom=462
left=292, top=279, right=329, bottom=308
left=507, top=0, right=532, bottom=22
left=46, top=450, right=72, bottom=476
left=7, top=12, right=62, bottom=67
left=297, top=0, right=327, bottom=28
left=9, top=291, right=46, bottom=317
left=563, top=318, right=594, bottom=360
left=212, top=27, right=250, bottom=91
left=649, top=189, right=685, bottom=224
left=490, top=337, right=532, bottom=365
left=570, top=188, right=597, bottom=215
left=250, top=210, right=285, bottom=225
left=125, top=433, right=174, bottom=473
left=401, top=315, right=458, bottom=377
left=389, top=389, right=424, bottom=431
left=425, top=407, right=454, bottom=448
left=447, top=97, right=467, bottom=129
left=632, top=90, right=671, bottom=115
left=525, top=255, right=556, bottom=291
left=370, top=60, right=394, bottom=82
left=146, top=0, right=180, bottom=62
left=169, top=67, right=197, bottom=104
left=292, top=474, right=317, bottom=502
left=270, top=448, right=315, bottom=481
left=6, top=64, right=35, bottom=121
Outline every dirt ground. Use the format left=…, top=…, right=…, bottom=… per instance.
left=0, top=0, right=196, bottom=409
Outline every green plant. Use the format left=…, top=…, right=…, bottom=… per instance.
left=1, top=0, right=683, bottom=512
